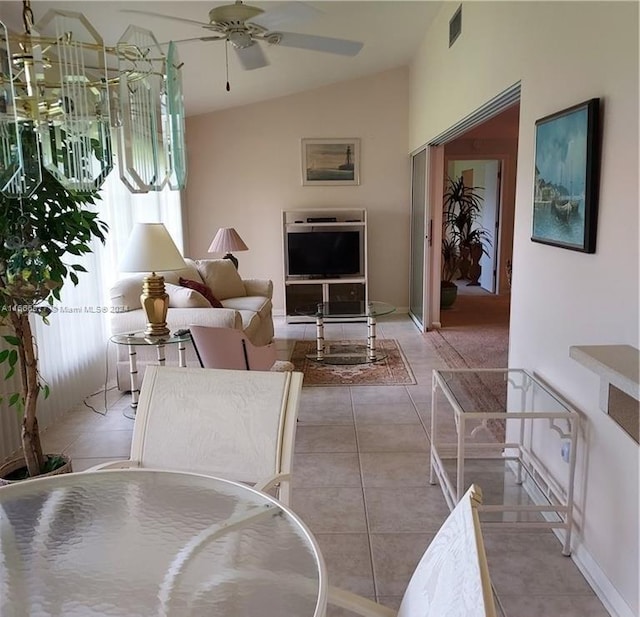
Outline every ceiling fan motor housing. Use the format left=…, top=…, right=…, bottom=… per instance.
left=208, top=1, right=264, bottom=27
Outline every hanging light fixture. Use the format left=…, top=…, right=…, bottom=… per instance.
left=0, top=0, right=187, bottom=197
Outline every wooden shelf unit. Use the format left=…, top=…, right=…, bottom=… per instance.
left=282, top=209, right=368, bottom=323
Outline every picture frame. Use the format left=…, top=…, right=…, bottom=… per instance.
left=301, top=138, right=360, bottom=186
left=531, top=98, right=600, bottom=253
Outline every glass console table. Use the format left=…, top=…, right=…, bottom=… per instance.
left=430, top=368, right=580, bottom=555
left=297, top=301, right=395, bottom=365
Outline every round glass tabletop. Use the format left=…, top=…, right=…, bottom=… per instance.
left=0, top=469, right=326, bottom=617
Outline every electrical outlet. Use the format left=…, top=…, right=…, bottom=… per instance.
left=561, top=441, right=571, bottom=463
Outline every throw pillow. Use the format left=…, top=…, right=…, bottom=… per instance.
left=179, top=277, right=223, bottom=308
left=195, top=259, right=247, bottom=301
left=165, top=283, right=212, bottom=309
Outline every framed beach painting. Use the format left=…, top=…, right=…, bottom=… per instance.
left=301, top=138, right=360, bottom=186
left=532, top=98, right=600, bottom=252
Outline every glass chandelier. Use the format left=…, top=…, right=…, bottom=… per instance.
left=0, top=0, right=187, bottom=197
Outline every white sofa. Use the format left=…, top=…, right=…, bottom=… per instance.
left=110, top=258, right=274, bottom=389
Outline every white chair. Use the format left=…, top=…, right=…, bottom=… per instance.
left=189, top=325, right=294, bottom=372
left=328, top=485, right=497, bottom=617
left=90, top=365, right=303, bottom=504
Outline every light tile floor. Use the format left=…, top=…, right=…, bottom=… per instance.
left=40, top=315, right=610, bottom=617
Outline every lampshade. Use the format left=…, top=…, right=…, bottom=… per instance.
left=208, top=228, right=249, bottom=254
left=120, top=223, right=186, bottom=273
left=119, top=223, right=186, bottom=337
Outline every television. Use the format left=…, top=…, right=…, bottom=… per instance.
left=287, top=230, right=361, bottom=277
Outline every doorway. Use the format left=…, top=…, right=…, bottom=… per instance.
left=439, top=105, right=519, bottom=332
left=447, top=159, right=502, bottom=293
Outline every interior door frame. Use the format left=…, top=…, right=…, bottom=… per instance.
left=445, top=156, right=505, bottom=293
left=424, top=81, right=521, bottom=330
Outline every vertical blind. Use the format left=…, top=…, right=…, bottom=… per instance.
left=0, top=164, right=183, bottom=462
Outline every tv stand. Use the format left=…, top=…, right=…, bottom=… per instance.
left=282, top=208, right=368, bottom=323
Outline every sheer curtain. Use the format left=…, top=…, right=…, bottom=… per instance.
left=0, top=166, right=183, bottom=461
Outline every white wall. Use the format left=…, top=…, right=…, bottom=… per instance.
left=183, top=67, right=411, bottom=313
left=410, top=3, right=639, bottom=616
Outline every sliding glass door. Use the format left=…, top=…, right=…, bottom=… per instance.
left=409, top=149, right=427, bottom=330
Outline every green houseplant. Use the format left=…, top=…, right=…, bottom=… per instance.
left=440, top=236, right=460, bottom=309
left=0, top=169, right=107, bottom=481
left=443, top=175, right=492, bottom=286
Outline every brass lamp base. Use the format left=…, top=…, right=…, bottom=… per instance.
left=140, top=272, right=170, bottom=337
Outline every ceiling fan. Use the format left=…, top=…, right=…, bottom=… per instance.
left=122, top=1, right=364, bottom=71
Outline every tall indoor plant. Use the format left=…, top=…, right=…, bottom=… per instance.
left=443, top=175, right=492, bottom=286
left=440, top=236, right=461, bottom=309
left=0, top=169, right=107, bottom=479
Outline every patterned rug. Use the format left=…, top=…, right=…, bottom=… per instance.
left=290, top=339, right=416, bottom=387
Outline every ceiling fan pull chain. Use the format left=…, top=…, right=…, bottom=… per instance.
left=225, top=40, right=231, bottom=92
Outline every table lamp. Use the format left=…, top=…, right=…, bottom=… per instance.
left=208, top=227, right=248, bottom=269
left=119, top=223, right=186, bottom=337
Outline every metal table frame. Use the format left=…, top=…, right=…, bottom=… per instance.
left=430, top=368, right=580, bottom=555
left=307, top=301, right=395, bottom=363
left=109, top=331, right=190, bottom=414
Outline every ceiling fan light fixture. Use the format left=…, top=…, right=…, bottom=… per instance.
left=228, top=29, right=253, bottom=49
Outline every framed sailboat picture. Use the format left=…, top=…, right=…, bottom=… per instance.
left=301, top=138, right=360, bottom=186
left=532, top=99, right=600, bottom=252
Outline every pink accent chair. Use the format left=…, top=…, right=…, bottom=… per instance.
left=189, top=325, right=294, bottom=372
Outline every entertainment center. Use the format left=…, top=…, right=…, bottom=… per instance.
left=282, top=208, right=368, bottom=323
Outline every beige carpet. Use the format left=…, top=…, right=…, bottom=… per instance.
left=431, top=290, right=511, bottom=441
left=291, top=339, right=416, bottom=386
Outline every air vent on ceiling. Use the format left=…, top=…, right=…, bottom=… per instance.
left=449, top=5, right=462, bottom=47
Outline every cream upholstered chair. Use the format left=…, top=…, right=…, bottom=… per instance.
left=328, top=485, right=497, bottom=617
left=189, top=325, right=294, bottom=372
left=90, top=366, right=302, bottom=504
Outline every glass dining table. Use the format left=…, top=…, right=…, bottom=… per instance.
left=0, top=469, right=327, bottom=616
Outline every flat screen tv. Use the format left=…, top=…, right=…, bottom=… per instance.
left=287, top=230, right=361, bottom=277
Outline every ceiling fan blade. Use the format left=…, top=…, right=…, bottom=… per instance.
left=120, top=9, right=211, bottom=29
left=273, top=32, right=363, bottom=56
left=250, top=2, right=321, bottom=31
left=164, top=36, right=224, bottom=46
left=235, top=43, right=270, bottom=71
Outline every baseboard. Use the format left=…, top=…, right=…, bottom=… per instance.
left=504, top=461, right=635, bottom=617
left=565, top=535, right=636, bottom=617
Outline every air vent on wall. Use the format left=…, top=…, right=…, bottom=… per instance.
left=449, top=5, right=462, bottom=47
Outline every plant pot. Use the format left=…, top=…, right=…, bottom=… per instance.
left=440, top=281, right=458, bottom=309
left=0, top=454, right=73, bottom=486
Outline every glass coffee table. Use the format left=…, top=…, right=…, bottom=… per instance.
left=297, top=301, right=395, bottom=364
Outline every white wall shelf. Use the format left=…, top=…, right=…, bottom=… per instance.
left=570, top=344, right=639, bottom=442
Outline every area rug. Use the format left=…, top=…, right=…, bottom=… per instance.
left=290, top=339, right=416, bottom=386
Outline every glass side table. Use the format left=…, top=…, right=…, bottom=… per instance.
left=296, top=301, right=396, bottom=364
left=110, top=331, right=191, bottom=416
left=430, top=368, right=580, bottom=555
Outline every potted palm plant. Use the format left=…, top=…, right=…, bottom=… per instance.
left=0, top=169, right=107, bottom=483
left=443, top=175, right=492, bottom=286
left=440, top=236, right=460, bottom=309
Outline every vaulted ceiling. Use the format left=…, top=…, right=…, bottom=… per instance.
left=0, top=1, right=441, bottom=117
